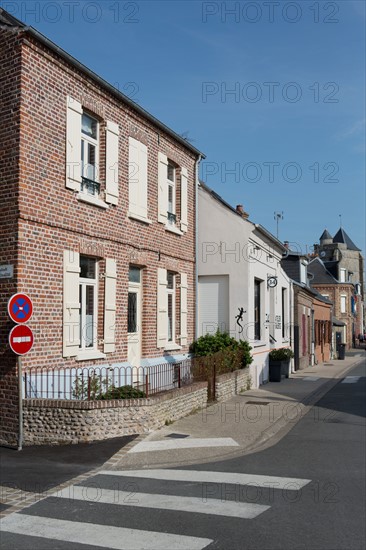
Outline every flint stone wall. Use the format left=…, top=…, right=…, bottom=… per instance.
left=23, top=382, right=207, bottom=445
left=215, top=368, right=251, bottom=402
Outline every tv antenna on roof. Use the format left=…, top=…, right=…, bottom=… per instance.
left=274, top=211, right=284, bottom=239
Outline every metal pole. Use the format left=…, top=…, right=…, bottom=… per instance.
left=18, top=355, right=23, bottom=451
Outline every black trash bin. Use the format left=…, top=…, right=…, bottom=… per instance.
left=338, top=343, right=346, bottom=360
left=269, top=362, right=282, bottom=382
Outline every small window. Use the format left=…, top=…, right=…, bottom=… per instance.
left=167, top=162, right=176, bottom=225
left=340, top=268, right=346, bottom=283
left=340, top=295, right=347, bottom=314
left=128, top=292, right=137, bottom=333
left=79, top=256, right=97, bottom=351
left=81, top=113, right=99, bottom=196
left=129, top=266, right=141, bottom=284
left=167, top=271, right=176, bottom=342
left=254, top=279, right=261, bottom=340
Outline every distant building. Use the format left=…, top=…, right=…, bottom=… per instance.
left=281, top=250, right=332, bottom=369
left=313, top=228, right=364, bottom=340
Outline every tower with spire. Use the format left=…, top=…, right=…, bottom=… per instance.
left=313, top=227, right=364, bottom=337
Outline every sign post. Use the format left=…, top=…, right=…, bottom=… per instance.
left=8, top=293, right=34, bottom=451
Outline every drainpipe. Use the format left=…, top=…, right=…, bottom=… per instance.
left=195, top=155, right=202, bottom=341
left=310, top=308, right=315, bottom=366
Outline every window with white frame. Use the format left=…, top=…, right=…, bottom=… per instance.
left=339, top=268, right=346, bottom=283
left=158, top=153, right=188, bottom=233
left=340, top=294, right=347, bottom=314
left=300, top=262, right=307, bottom=284
left=167, top=271, right=176, bottom=341
left=157, top=268, right=187, bottom=350
left=167, top=162, right=176, bottom=225
left=254, top=279, right=262, bottom=340
left=79, top=256, right=98, bottom=350
left=66, top=96, right=120, bottom=207
left=81, top=113, right=99, bottom=196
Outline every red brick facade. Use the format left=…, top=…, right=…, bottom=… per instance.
left=0, top=20, right=202, bottom=445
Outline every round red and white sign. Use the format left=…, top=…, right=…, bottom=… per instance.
left=9, top=325, right=34, bottom=355
left=8, top=293, right=33, bottom=324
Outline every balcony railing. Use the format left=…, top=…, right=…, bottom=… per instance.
left=81, top=177, right=100, bottom=196
left=167, top=211, right=177, bottom=224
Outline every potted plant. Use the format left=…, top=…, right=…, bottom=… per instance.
left=268, top=348, right=294, bottom=382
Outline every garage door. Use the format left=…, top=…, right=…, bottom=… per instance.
left=198, top=275, right=229, bottom=336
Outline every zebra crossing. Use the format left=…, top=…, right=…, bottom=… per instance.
left=0, top=468, right=312, bottom=550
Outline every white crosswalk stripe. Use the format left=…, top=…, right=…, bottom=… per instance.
left=99, top=468, right=312, bottom=490
left=56, top=484, right=270, bottom=519
left=1, top=468, right=312, bottom=550
left=0, top=514, right=212, bottom=550
left=129, top=437, right=239, bottom=453
left=341, top=376, right=361, bottom=383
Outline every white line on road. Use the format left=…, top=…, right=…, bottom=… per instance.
left=99, top=469, right=311, bottom=490
left=56, top=485, right=270, bottom=519
left=0, top=514, right=212, bottom=550
left=341, top=376, right=361, bottom=383
left=128, top=438, right=239, bottom=453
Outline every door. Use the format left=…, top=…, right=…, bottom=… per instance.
left=198, top=275, right=229, bottom=336
left=128, top=267, right=142, bottom=369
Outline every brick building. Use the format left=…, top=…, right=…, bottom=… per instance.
left=0, top=9, right=203, bottom=446
left=281, top=250, right=332, bottom=369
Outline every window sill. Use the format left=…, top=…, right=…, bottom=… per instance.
left=128, top=211, right=152, bottom=225
left=164, top=343, right=182, bottom=351
left=77, top=193, right=109, bottom=209
left=165, top=224, right=183, bottom=236
left=76, top=350, right=107, bottom=361
left=253, top=341, right=267, bottom=348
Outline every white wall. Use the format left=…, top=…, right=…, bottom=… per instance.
left=198, top=186, right=292, bottom=388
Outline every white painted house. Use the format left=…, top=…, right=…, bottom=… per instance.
left=198, top=183, right=293, bottom=388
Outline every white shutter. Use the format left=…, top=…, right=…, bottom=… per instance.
left=158, top=152, right=168, bottom=223
left=157, top=268, right=168, bottom=348
left=63, top=249, right=80, bottom=357
left=129, top=137, right=148, bottom=219
left=180, top=273, right=188, bottom=346
left=198, top=275, right=229, bottom=337
left=104, top=258, right=117, bottom=353
left=105, top=120, right=119, bottom=205
left=180, top=167, right=188, bottom=233
left=66, top=96, right=82, bottom=191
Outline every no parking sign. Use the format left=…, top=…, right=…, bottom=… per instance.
left=8, top=293, right=33, bottom=324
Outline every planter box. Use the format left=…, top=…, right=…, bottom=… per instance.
left=269, top=360, right=290, bottom=382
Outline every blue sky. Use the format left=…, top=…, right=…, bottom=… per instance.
left=5, top=0, right=365, bottom=255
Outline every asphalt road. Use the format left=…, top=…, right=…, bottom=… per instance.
left=1, top=360, right=365, bottom=550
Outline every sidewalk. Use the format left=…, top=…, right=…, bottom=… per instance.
left=0, top=350, right=364, bottom=516
left=105, top=350, right=365, bottom=471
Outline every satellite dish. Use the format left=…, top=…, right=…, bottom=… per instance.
left=320, top=251, right=326, bottom=257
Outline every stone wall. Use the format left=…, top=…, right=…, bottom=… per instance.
left=215, top=368, right=250, bottom=403
left=23, top=382, right=208, bottom=445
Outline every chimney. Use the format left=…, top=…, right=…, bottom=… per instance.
left=236, top=204, right=249, bottom=219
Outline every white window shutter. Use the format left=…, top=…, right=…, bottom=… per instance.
left=180, top=167, right=188, bottom=232
left=157, top=268, right=168, bottom=348
left=104, top=258, right=117, bottom=353
left=66, top=96, right=82, bottom=191
left=105, top=121, right=119, bottom=205
left=63, top=249, right=80, bottom=357
left=129, top=137, right=148, bottom=219
left=158, top=152, right=168, bottom=223
left=180, top=273, right=188, bottom=346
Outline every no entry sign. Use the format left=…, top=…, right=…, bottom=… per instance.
left=8, top=293, right=33, bottom=324
left=9, top=325, right=34, bottom=355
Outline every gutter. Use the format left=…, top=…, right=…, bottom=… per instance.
left=195, top=156, right=203, bottom=340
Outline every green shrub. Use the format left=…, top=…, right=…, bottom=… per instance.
left=96, top=385, right=146, bottom=400
left=269, top=348, right=294, bottom=361
left=190, top=331, right=253, bottom=372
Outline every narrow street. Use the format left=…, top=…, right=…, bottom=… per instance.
left=1, top=360, right=365, bottom=550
